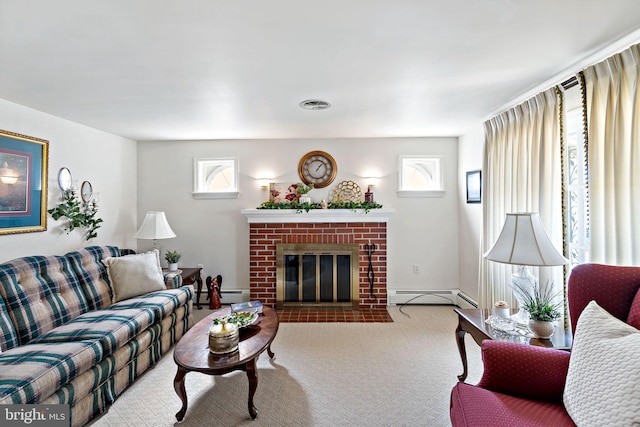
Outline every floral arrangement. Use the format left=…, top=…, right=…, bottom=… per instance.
left=270, top=182, right=314, bottom=203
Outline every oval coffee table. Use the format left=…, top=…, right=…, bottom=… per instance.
left=173, top=306, right=279, bottom=421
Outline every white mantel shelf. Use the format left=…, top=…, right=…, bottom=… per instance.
left=241, top=208, right=395, bottom=223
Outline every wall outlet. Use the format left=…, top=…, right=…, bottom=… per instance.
left=413, top=264, right=420, bottom=274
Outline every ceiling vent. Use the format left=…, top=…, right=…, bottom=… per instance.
left=299, top=99, right=332, bottom=110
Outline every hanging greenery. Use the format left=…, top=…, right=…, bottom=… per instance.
left=48, top=191, right=103, bottom=240
left=257, top=200, right=382, bottom=213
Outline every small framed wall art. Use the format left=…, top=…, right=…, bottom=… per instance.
left=0, top=129, right=49, bottom=234
left=466, top=170, right=481, bottom=204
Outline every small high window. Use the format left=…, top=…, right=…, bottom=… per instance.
left=397, top=156, right=445, bottom=197
left=192, top=157, right=239, bottom=199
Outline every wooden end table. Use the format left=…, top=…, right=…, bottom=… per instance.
left=173, top=306, right=279, bottom=421
left=173, top=267, right=204, bottom=309
left=454, top=308, right=572, bottom=382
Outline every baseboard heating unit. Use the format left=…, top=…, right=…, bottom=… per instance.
left=219, top=289, right=250, bottom=304
left=456, top=292, right=478, bottom=309
left=389, top=290, right=457, bottom=306
left=388, top=290, right=479, bottom=308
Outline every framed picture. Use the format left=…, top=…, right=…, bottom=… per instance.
left=466, top=170, right=481, bottom=204
left=0, top=129, right=49, bottom=235
left=269, top=182, right=294, bottom=203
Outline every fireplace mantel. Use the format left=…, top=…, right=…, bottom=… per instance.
left=240, top=208, right=394, bottom=223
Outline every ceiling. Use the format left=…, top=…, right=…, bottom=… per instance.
left=1, top=1, right=640, bottom=141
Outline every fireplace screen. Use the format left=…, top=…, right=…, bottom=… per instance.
left=277, top=244, right=360, bottom=308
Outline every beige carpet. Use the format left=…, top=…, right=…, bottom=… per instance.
left=89, top=305, right=483, bottom=427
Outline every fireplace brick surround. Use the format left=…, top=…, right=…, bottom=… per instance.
left=242, top=209, right=393, bottom=309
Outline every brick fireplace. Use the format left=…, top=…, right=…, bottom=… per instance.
left=241, top=209, right=393, bottom=309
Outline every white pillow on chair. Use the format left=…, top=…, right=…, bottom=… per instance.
left=563, top=300, right=640, bottom=426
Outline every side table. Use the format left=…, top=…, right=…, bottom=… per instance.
left=454, top=308, right=572, bottom=382
left=174, top=267, right=204, bottom=310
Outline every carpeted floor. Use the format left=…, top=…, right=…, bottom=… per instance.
left=89, top=305, right=483, bottom=427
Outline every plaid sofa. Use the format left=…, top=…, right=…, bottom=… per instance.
left=0, top=246, right=193, bottom=427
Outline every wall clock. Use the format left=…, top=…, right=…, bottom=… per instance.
left=298, top=150, right=337, bottom=188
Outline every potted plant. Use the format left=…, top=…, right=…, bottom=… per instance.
left=165, top=250, right=182, bottom=272
left=512, top=279, right=562, bottom=339
left=292, top=182, right=314, bottom=204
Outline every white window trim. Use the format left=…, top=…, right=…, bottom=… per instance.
left=192, top=191, right=240, bottom=200
left=192, top=157, right=240, bottom=200
left=396, top=190, right=446, bottom=198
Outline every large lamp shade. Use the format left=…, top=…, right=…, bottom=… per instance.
left=133, top=211, right=176, bottom=240
left=484, top=213, right=568, bottom=267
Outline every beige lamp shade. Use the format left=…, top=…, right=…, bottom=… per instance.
left=484, top=212, right=568, bottom=266
left=133, top=211, right=176, bottom=240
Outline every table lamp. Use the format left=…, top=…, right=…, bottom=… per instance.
left=484, top=212, right=568, bottom=323
left=133, top=211, right=176, bottom=251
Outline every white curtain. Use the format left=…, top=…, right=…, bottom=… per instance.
left=583, top=43, right=640, bottom=265
left=479, top=88, right=565, bottom=309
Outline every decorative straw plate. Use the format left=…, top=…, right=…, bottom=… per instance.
left=329, top=180, right=363, bottom=203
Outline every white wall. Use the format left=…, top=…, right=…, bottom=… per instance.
left=457, top=126, right=484, bottom=301
left=0, top=98, right=138, bottom=262
left=137, top=137, right=459, bottom=294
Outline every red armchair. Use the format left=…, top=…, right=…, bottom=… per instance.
left=450, top=263, right=640, bottom=426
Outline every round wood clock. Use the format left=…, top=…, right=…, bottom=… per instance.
left=298, top=150, right=337, bottom=188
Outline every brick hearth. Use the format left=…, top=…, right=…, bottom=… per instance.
left=242, top=209, right=393, bottom=309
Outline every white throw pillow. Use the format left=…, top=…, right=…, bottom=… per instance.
left=563, top=301, right=640, bottom=426
left=102, top=250, right=166, bottom=303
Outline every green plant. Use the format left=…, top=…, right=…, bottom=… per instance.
left=294, top=182, right=314, bottom=195
left=165, top=250, right=182, bottom=264
left=512, top=278, right=562, bottom=322
left=48, top=190, right=103, bottom=240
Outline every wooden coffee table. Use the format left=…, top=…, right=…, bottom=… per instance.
left=173, top=306, right=279, bottom=421
left=454, top=308, right=572, bottom=382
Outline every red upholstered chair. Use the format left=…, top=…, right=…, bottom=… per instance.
left=450, top=263, right=640, bottom=426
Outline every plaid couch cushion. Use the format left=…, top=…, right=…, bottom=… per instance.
left=163, top=271, right=183, bottom=289
left=65, top=246, right=120, bottom=311
left=0, top=256, right=90, bottom=346
left=0, top=340, right=104, bottom=404
left=107, top=286, right=193, bottom=319
left=30, top=308, right=156, bottom=355
left=0, top=295, right=19, bottom=352
left=43, top=324, right=159, bottom=408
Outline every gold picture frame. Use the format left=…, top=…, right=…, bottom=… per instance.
left=0, top=129, right=49, bottom=235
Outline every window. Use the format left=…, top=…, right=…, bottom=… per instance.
left=192, top=157, right=239, bottom=199
left=565, top=107, right=590, bottom=268
left=397, top=156, right=445, bottom=197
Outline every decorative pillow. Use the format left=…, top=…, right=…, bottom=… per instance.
left=627, top=287, right=640, bottom=329
left=101, top=250, right=166, bottom=303
left=563, top=301, right=640, bottom=426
